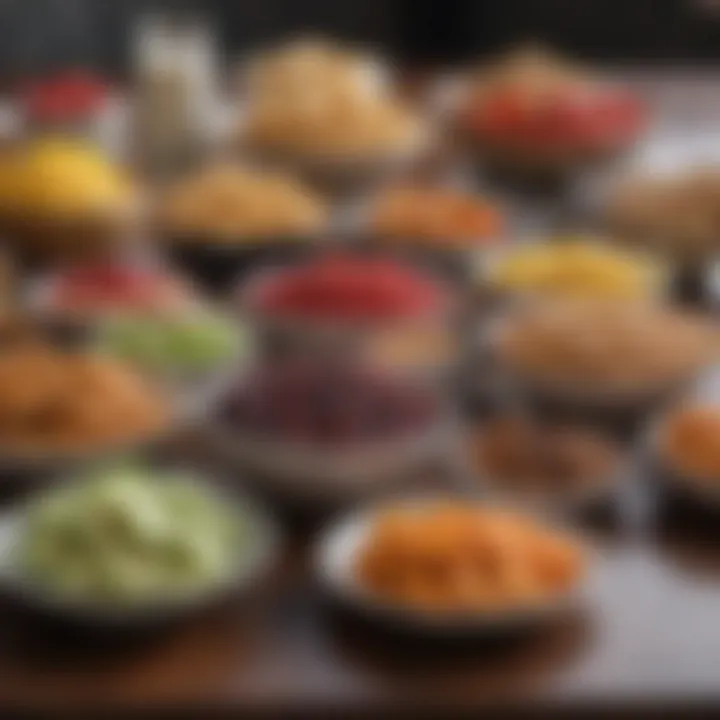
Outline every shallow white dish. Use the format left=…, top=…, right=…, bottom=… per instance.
left=314, top=496, right=593, bottom=637
left=0, top=485, right=280, bottom=627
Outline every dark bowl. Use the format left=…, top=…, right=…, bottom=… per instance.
left=457, top=121, right=635, bottom=199
left=163, top=233, right=322, bottom=298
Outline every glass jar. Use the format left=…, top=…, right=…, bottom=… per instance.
left=131, top=11, right=220, bottom=178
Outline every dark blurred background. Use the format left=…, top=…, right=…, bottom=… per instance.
left=2, top=0, right=720, bottom=80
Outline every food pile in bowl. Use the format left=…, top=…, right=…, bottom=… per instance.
left=157, top=163, right=328, bottom=290
left=458, top=47, right=645, bottom=180
left=99, top=312, right=246, bottom=378
left=31, top=260, right=198, bottom=321
left=158, top=163, right=328, bottom=241
left=13, top=464, right=244, bottom=607
left=658, top=405, right=720, bottom=486
left=356, top=502, right=585, bottom=613
left=493, top=299, right=718, bottom=406
left=606, top=167, right=720, bottom=266
left=0, top=136, right=138, bottom=262
left=243, top=37, right=385, bottom=102
left=467, top=416, right=621, bottom=507
left=482, top=237, right=666, bottom=301
left=242, top=254, right=453, bottom=362
left=21, top=71, right=110, bottom=131
left=0, top=341, right=168, bottom=459
left=369, top=186, right=503, bottom=250
left=241, top=39, right=427, bottom=188
left=245, top=254, right=448, bottom=326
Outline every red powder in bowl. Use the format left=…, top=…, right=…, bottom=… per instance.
left=23, top=71, right=109, bottom=124
left=464, top=86, right=645, bottom=155
left=49, top=262, right=193, bottom=314
left=248, top=255, right=446, bottom=323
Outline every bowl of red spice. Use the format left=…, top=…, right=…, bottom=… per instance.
left=21, top=70, right=110, bottom=137
left=466, top=416, right=624, bottom=513
left=26, top=259, right=200, bottom=327
left=238, top=254, right=454, bottom=362
left=456, top=47, right=646, bottom=191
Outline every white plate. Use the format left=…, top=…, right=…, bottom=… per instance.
left=0, top=485, right=280, bottom=627
left=315, top=496, right=593, bottom=637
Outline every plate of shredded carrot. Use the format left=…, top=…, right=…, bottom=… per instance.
left=316, top=497, right=590, bottom=635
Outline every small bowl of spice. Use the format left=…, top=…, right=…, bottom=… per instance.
left=466, top=416, right=624, bottom=512
left=157, top=163, right=329, bottom=294
left=650, top=403, right=720, bottom=511
left=365, top=185, right=504, bottom=282
left=239, top=253, right=454, bottom=361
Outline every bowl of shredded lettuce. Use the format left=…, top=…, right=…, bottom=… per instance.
left=97, top=312, right=251, bottom=416
left=98, top=312, right=247, bottom=375
left=0, top=462, right=278, bottom=625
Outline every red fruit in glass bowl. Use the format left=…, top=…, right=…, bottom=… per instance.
left=23, top=71, right=109, bottom=124
left=247, top=255, right=446, bottom=325
left=45, top=262, right=194, bottom=315
left=463, top=84, right=646, bottom=157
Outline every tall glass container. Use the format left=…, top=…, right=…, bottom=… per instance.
left=132, top=10, right=219, bottom=178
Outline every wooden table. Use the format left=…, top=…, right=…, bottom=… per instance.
left=2, top=502, right=720, bottom=718
left=3, top=72, right=720, bottom=718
